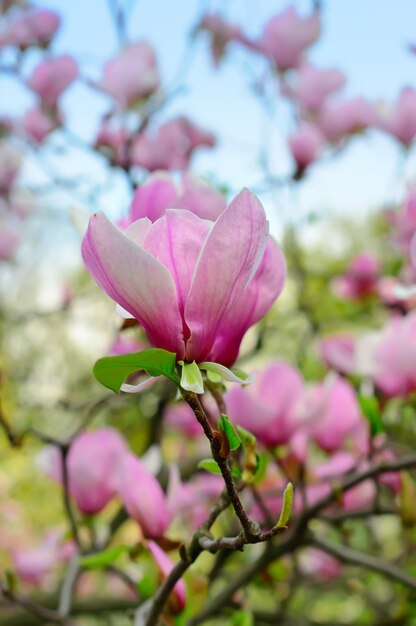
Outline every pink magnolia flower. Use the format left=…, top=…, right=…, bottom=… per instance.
left=317, top=97, right=376, bottom=143
left=21, top=107, right=57, bottom=144
left=368, top=312, right=416, bottom=398
left=0, top=220, right=20, bottom=260
left=147, top=541, right=186, bottom=612
left=167, top=469, right=223, bottom=530
left=281, top=63, right=346, bottom=112
left=82, top=188, right=286, bottom=365
left=391, top=188, right=416, bottom=249
left=100, top=41, right=160, bottom=108
left=197, top=13, right=245, bottom=66
left=288, top=122, right=326, bottom=175
left=109, top=336, right=147, bottom=356
left=131, top=117, right=215, bottom=171
left=164, top=402, right=202, bottom=438
left=375, top=87, right=416, bottom=147
left=118, top=454, right=171, bottom=538
left=27, top=56, right=78, bottom=109
left=225, top=361, right=303, bottom=447
left=255, top=7, right=320, bottom=71
left=67, top=428, right=128, bottom=514
left=41, top=428, right=128, bottom=515
left=14, top=530, right=75, bottom=586
left=300, top=375, right=364, bottom=452
left=0, top=8, right=60, bottom=50
left=120, top=171, right=226, bottom=228
left=319, top=333, right=356, bottom=374
left=298, top=548, right=342, bottom=581
left=0, top=141, right=21, bottom=196
left=333, top=252, right=380, bottom=301
left=94, top=118, right=130, bottom=167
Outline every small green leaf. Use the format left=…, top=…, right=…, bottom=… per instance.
left=206, top=369, right=222, bottom=384
left=93, top=349, right=179, bottom=393
left=274, top=482, right=293, bottom=529
left=232, top=610, right=254, bottom=626
left=80, top=545, right=129, bottom=570
left=253, top=452, right=268, bottom=485
left=198, top=459, right=222, bottom=475
left=179, top=360, right=204, bottom=394
left=358, top=394, right=384, bottom=436
left=218, top=414, right=241, bottom=451
left=198, top=458, right=240, bottom=479
left=237, top=425, right=256, bottom=445
left=199, top=362, right=254, bottom=385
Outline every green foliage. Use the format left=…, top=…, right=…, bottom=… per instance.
left=218, top=414, right=241, bottom=451
left=274, top=482, right=294, bottom=529
left=93, top=348, right=179, bottom=392
left=80, top=545, right=130, bottom=570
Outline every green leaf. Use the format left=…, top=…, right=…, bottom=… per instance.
left=232, top=610, right=254, bottom=626
left=80, top=545, right=130, bottom=570
left=274, top=482, right=293, bottom=529
left=199, top=362, right=254, bottom=385
left=358, top=394, right=384, bottom=436
left=198, top=458, right=241, bottom=479
left=253, top=452, right=268, bottom=485
left=93, top=349, right=179, bottom=393
left=237, top=425, right=256, bottom=446
left=178, top=360, right=204, bottom=394
left=198, top=459, right=222, bottom=475
left=218, top=414, right=241, bottom=451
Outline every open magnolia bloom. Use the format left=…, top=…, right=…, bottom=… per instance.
left=82, top=188, right=286, bottom=366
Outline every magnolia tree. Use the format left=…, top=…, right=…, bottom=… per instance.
left=2, top=1, right=416, bottom=625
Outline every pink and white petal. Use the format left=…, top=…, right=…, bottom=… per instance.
left=143, top=209, right=211, bottom=319
left=184, top=188, right=268, bottom=362
left=130, top=172, right=178, bottom=222
left=209, top=237, right=286, bottom=365
left=81, top=212, right=185, bottom=357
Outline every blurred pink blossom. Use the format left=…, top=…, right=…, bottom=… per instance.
left=118, top=454, right=171, bottom=538
left=198, top=13, right=245, bottom=66
left=21, top=107, right=57, bottom=143
left=317, top=97, right=376, bottom=143
left=100, top=41, right=160, bottom=108
left=300, top=375, right=365, bottom=453
left=0, top=141, right=21, bottom=196
left=14, top=530, right=75, bottom=587
left=319, top=333, right=356, bottom=374
left=288, top=121, right=326, bottom=175
left=333, top=252, right=380, bottom=301
left=281, top=63, right=346, bottom=112
left=0, top=219, right=20, bottom=260
left=0, top=8, right=60, bottom=50
left=298, top=548, right=342, bottom=581
left=120, top=171, right=226, bottom=227
left=375, top=87, right=416, bottom=146
left=254, top=7, right=320, bottom=71
left=147, top=541, right=186, bottom=612
left=27, top=55, right=78, bottom=109
left=225, top=361, right=304, bottom=447
left=131, top=117, right=215, bottom=171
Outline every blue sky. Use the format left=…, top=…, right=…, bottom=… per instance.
left=2, top=0, right=416, bottom=237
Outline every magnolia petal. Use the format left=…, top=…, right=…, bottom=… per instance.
left=199, top=361, right=255, bottom=385
left=81, top=212, right=185, bottom=358
left=185, top=188, right=268, bottom=362
left=120, top=375, right=164, bottom=394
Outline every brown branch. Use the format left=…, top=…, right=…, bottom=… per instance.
left=181, top=390, right=260, bottom=540
left=310, top=534, right=416, bottom=591
left=0, top=582, right=71, bottom=625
